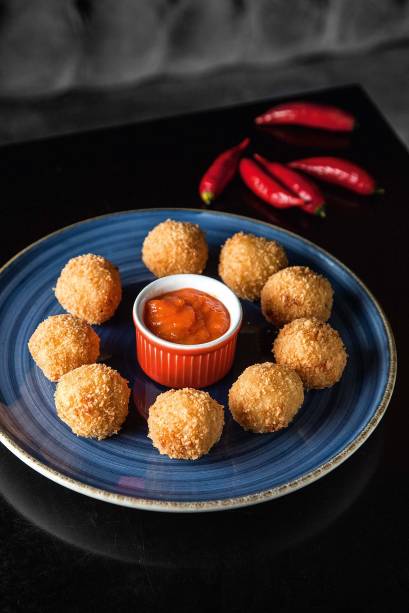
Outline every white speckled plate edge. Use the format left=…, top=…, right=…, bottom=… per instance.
left=0, top=209, right=397, bottom=512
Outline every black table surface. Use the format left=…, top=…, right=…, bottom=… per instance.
left=0, top=85, right=408, bottom=612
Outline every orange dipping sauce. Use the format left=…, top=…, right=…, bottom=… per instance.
left=144, top=288, right=230, bottom=345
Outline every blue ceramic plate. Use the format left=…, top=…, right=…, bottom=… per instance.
left=0, top=209, right=396, bottom=512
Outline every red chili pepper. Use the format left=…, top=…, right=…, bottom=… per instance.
left=199, top=137, right=250, bottom=204
left=239, top=158, right=304, bottom=209
left=255, top=102, right=355, bottom=132
left=254, top=155, right=326, bottom=217
left=289, top=157, right=376, bottom=195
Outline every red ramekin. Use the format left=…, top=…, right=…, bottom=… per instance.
left=132, top=274, right=242, bottom=388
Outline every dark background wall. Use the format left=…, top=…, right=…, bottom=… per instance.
left=0, top=0, right=408, bottom=144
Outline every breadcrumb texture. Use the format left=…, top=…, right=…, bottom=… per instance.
left=28, top=314, right=100, bottom=381
left=148, top=388, right=224, bottom=460
left=55, top=254, right=122, bottom=324
left=142, top=219, right=208, bottom=277
left=261, top=266, right=333, bottom=326
left=273, top=318, right=347, bottom=389
left=55, top=363, right=130, bottom=439
left=228, top=362, right=304, bottom=433
left=218, top=232, right=288, bottom=301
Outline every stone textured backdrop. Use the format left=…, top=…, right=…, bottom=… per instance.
left=0, top=0, right=408, bottom=96
left=0, top=1, right=408, bottom=146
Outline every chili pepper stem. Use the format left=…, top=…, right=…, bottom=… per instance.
left=374, top=187, right=385, bottom=195
left=315, top=206, right=326, bottom=218
left=200, top=191, right=214, bottom=205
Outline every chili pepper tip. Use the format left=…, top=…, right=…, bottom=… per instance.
left=200, top=191, right=214, bottom=205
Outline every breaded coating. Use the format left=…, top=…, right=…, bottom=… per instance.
left=273, top=318, right=347, bottom=389
left=218, top=232, right=288, bottom=301
left=55, top=363, right=130, bottom=439
left=148, top=388, right=224, bottom=460
left=55, top=254, right=122, bottom=324
left=142, top=219, right=208, bottom=277
left=261, top=266, right=333, bottom=327
left=28, top=314, right=100, bottom=381
left=228, top=362, right=304, bottom=433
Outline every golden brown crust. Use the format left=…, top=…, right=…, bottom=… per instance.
left=28, top=314, right=100, bottom=381
left=55, top=254, right=122, bottom=324
left=228, top=362, right=304, bottom=433
left=142, top=219, right=208, bottom=277
left=261, top=266, right=333, bottom=326
left=218, top=232, right=288, bottom=301
left=55, top=363, right=130, bottom=439
left=148, top=388, right=224, bottom=460
left=273, top=318, right=347, bottom=389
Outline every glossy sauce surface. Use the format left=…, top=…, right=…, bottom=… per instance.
left=144, top=288, right=230, bottom=345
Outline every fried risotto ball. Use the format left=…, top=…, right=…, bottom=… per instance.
left=55, top=254, right=122, bottom=324
left=228, top=362, right=304, bottom=433
left=261, top=266, right=333, bottom=327
left=55, top=363, right=130, bottom=439
left=28, top=314, right=100, bottom=381
left=218, top=232, right=288, bottom=301
left=148, top=388, right=224, bottom=460
left=142, top=219, right=208, bottom=277
left=273, top=318, right=347, bottom=389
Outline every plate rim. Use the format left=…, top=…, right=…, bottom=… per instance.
left=0, top=208, right=397, bottom=512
